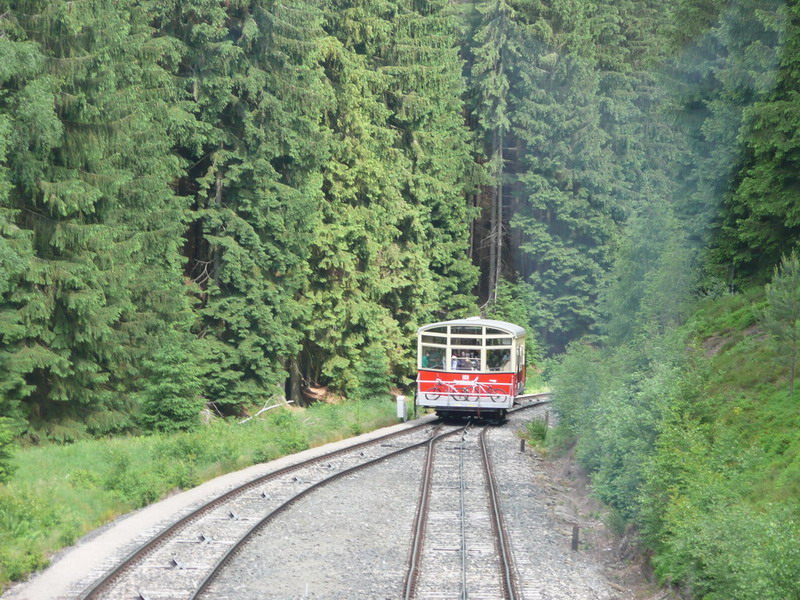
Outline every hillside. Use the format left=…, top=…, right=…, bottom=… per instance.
left=551, top=285, right=800, bottom=599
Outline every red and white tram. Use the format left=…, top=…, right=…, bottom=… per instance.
left=416, top=317, right=526, bottom=420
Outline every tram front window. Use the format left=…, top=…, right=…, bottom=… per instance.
left=451, top=350, right=480, bottom=371
left=420, top=346, right=445, bottom=370
left=487, top=348, right=512, bottom=371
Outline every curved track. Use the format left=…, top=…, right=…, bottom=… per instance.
left=79, top=420, right=450, bottom=600
left=81, top=395, right=549, bottom=599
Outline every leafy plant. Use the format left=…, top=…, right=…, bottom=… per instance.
left=763, top=251, right=800, bottom=394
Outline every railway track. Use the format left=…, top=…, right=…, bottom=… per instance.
left=78, top=420, right=458, bottom=600
left=403, top=399, right=547, bottom=600
left=80, top=396, right=549, bottom=599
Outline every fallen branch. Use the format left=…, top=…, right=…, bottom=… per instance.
left=238, top=399, right=294, bottom=424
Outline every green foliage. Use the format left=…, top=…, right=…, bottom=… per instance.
left=525, top=417, right=548, bottom=444
left=0, top=400, right=396, bottom=587
left=1, top=0, right=481, bottom=429
left=352, top=343, right=394, bottom=403
left=600, top=193, right=696, bottom=345
left=762, top=251, right=800, bottom=394
left=138, top=342, right=203, bottom=433
left=151, top=0, right=331, bottom=412
left=264, top=409, right=309, bottom=455
left=666, top=0, right=793, bottom=282
left=0, top=0, right=194, bottom=434
left=0, top=418, right=16, bottom=483
left=712, top=1, right=800, bottom=279
left=557, top=281, right=800, bottom=597
left=552, top=335, right=684, bottom=518
left=642, top=413, right=800, bottom=599
left=0, top=486, right=55, bottom=582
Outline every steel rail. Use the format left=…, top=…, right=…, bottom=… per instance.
left=480, top=427, right=519, bottom=600
left=458, top=428, right=468, bottom=600
left=514, top=391, right=551, bottom=403
left=78, top=418, right=437, bottom=600
left=402, top=423, right=470, bottom=600
left=192, top=425, right=466, bottom=600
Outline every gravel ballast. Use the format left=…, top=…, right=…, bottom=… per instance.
left=3, top=405, right=655, bottom=599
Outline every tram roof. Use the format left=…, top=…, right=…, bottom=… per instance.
left=417, top=317, right=525, bottom=339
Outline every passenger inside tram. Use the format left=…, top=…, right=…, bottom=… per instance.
left=451, top=350, right=480, bottom=371
left=421, top=347, right=444, bottom=370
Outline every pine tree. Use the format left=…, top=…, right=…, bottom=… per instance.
left=666, top=0, right=788, bottom=283
left=715, top=2, right=800, bottom=279
left=153, top=0, right=330, bottom=412
left=763, top=251, right=800, bottom=395
left=468, top=0, right=523, bottom=304
left=0, top=0, right=193, bottom=438
left=382, top=0, right=479, bottom=320
left=300, top=0, right=423, bottom=396
left=0, top=34, right=39, bottom=424
left=139, top=342, right=203, bottom=432
left=508, top=0, right=617, bottom=352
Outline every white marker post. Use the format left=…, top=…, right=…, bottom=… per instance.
left=396, top=395, right=407, bottom=421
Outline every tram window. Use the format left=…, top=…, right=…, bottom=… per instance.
left=485, top=328, right=507, bottom=335
left=421, top=335, right=447, bottom=345
left=487, top=349, right=512, bottom=371
left=486, top=337, right=512, bottom=346
left=451, top=337, right=481, bottom=347
left=451, top=326, right=482, bottom=335
left=450, top=349, right=480, bottom=371
left=420, top=346, right=445, bottom=370
left=425, top=326, right=448, bottom=334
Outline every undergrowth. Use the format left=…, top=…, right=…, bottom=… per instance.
left=0, top=399, right=396, bottom=588
left=549, top=287, right=800, bottom=599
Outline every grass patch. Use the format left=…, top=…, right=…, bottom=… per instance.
left=524, top=368, right=549, bottom=394
left=686, top=287, right=764, bottom=340
left=517, top=415, right=551, bottom=453
left=683, top=289, right=800, bottom=507
left=0, top=399, right=396, bottom=589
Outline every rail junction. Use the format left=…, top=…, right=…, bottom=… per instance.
left=76, top=397, right=558, bottom=599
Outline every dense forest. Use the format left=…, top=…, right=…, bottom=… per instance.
left=1, top=0, right=800, bottom=595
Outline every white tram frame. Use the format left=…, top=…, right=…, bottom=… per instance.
left=415, top=317, right=526, bottom=418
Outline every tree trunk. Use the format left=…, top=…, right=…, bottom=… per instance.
left=289, top=355, right=304, bottom=406
left=494, top=130, right=504, bottom=304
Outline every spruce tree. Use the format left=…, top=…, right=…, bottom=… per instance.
left=468, top=0, right=523, bottom=304
left=300, top=0, right=423, bottom=396
left=666, top=0, right=787, bottom=283
left=0, top=0, right=193, bottom=437
left=715, top=2, right=799, bottom=278
left=763, top=251, right=800, bottom=395
left=383, top=0, right=479, bottom=321
left=153, top=0, right=330, bottom=412
left=508, top=0, right=617, bottom=352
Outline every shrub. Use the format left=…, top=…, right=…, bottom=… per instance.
left=525, top=418, right=548, bottom=444
left=0, top=418, right=16, bottom=483
left=138, top=343, right=202, bottom=433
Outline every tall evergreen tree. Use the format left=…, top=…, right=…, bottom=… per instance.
left=383, top=0, right=479, bottom=321
left=715, top=2, right=799, bottom=278
left=0, top=0, right=193, bottom=438
left=509, top=0, right=617, bottom=352
left=300, top=0, right=417, bottom=396
left=153, top=0, right=330, bottom=411
left=763, top=250, right=800, bottom=395
left=468, top=0, right=523, bottom=304
left=666, top=0, right=787, bottom=283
